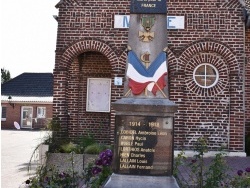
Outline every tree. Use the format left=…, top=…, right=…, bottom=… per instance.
left=1, top=68, right=11, bottom=84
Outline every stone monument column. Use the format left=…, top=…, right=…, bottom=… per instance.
left=124, top=0, right=168, bottom=99
left=105, top=0, right=179, bottom=187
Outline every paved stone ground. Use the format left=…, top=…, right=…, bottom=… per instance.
left=1, top=129, right=49, bottom=188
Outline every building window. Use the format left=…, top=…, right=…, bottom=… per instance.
left=37, top=107, right=46, bottom=118
left=193, top=63, right=219, bottom=88
left=1, top=106, right=7, bottom=121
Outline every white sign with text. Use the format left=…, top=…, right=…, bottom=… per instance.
left=114, top=15, right=185, bottom=29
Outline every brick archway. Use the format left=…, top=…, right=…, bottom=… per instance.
left=57, top=39, right=119, bottom=70
left=174, top=40, right=244, bottom=151
left=53, top=39, right=122, bottom=142
left=165, top=47, right=178, bottom=71
left=179, top=40, right=238, bottom=73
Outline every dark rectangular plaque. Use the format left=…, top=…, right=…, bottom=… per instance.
left=114, top=115, right=173, bottom=176
left=130, top=0, right=167, bottom=14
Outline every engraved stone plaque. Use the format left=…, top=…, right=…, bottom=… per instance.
left=114, top=115, right=173, bottom=176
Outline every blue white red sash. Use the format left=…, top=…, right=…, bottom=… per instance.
left=127, top=51, right=167, bottom=95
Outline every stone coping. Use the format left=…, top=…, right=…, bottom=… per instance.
left=104, top=173, right=179, bottom=188
left=174, top=150, right=247, bottom=157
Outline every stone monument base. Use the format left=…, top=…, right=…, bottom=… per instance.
left=104, top=173, right=179, bottom=188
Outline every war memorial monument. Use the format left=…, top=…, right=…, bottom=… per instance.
left=105, top=0, right=179, bottom=187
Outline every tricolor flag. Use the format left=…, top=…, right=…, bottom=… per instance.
left=126, top=50, right=167, bottom=95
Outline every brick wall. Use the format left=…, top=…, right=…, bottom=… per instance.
left=245, top=29, right=250, bottom=135
left=53, top=0, right=247, bottom=151
left=167, top=1, right=245, bottom=151
left=1, top=103, right=53, bottom=129
left=66, top=52, right=113, bottom=143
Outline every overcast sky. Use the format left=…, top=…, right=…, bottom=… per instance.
left=1, top=0, right=59, bottom=78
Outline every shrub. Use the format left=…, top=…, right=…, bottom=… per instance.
left=46, top=118, right=60, bottom=132
left=228, top=168, right=250, bottom=188
left=84, top=143, right=111, bottom=154
left=83, top=149, right=113, bottom=188
left=203, top=151, right=229, bottom=188
left=24, top=152, right=81, bottom=188
left=60, top=142, right=78, bottom=153
left=75, top=134, right=97, bottom=154
left=174, top=137, right=250, bottom=188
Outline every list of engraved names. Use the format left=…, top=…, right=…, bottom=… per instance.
left=115, top=116, right=172, bottom=175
